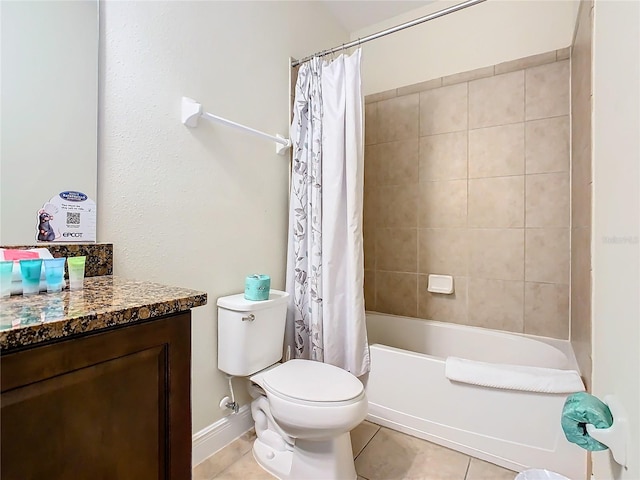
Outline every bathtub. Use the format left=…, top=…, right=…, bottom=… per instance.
left=365, top=313, right=587, bottom=479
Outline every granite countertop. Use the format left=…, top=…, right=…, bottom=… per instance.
left=0, top=276, right=207, bottom=352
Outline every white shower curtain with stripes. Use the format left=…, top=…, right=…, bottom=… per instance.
left=285, top=49, right=370, bottom=377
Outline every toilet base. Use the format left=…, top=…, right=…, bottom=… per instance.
left=253, top=432, right=357, bottom=480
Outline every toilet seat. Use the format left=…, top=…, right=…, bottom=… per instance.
left=262, top=359, right=364, bottom=405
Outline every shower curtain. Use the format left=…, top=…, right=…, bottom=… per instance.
left=285, top=49, right=370, bottom=377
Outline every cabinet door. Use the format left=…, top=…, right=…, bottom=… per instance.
left=0, top=312, right=191, bottom=480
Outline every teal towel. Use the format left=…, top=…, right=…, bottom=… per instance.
left=561, top=392, right=613, bottom=451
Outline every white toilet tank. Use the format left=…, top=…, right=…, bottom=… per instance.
left=217, top=290, right=289, bottom=376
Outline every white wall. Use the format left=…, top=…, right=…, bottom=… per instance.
left=591, top=1, right=640, bottom=478
left=1, top=0, right=98, bottom=244
left=351, top=0, right=579, bottom=95
left=98, top=1, right=347, bottom=434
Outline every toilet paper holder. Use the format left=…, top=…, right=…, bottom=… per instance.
left=585, top=395, right=629, bottom=467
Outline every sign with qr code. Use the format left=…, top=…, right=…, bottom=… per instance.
left=36, top=191, right=96, bottom=242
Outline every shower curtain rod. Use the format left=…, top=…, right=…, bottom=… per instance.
left=291, top=0, right=486, bottom=67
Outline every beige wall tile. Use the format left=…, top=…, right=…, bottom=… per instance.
left=572, top=100, right=592, bottom=164
left=571, top=226, right=592, bottom=387
left=364, top=144, right=382, bottom=190
left=526, top=172, right=570, bottom=228
left=377, top=94, right=419, bottom=143
left=525, top=116, right=570, bottom=174
left=525, top=60, right=570, bottom=120
left=418, top=179, right=467, bottom=228
left=376, top=272, right=418, bottom=317
left=571, top=0, right=593, bottom=120
left=419, top=132, right=467, bottom=181
left=365, top=89, right=397, bottom=104
left=468, top=123, right=525, bottom=178
left=571, top=0, right=593, bottom=235
left=469, top=70, right=524, bottom=129
left=556, top=46, right=571, bottom=60
left=365, top=103, right=378, bottom=146
left=442, top=65, right=494, bottom=86
left=364, top=270, right=376, bottom=312
left=377, top=228, right=417, bottom=272
left=377, top=139, right=419, bottom=186
left=363, top=188, right=380, bottom=230
left=419, top=83, right=468, bottom=136
left=468, top=228, right=524, bottom=281
left=572, top=306, right=592, bottom=391
left=572, top=66, right=591, bottom=120
left=397, top=77, right=442, bottom=96
left=494, top=51, right=557, bottom=75
left=418, top=275, right=468, bottom=324
left=468, top=176, right=524, bottom=228
left=572, top=13, right=591, bottom=128
left=572, top=2, right=593, bottom=232
left=573, top=140, right=592, bottom=187
left=524, top=282, right=569, bottom=339
left=418, top=228, right=468, bottom=275
left=525, top=228, right=570, bottom=283
left=572, top=172, right=592, bottom=229
left=365, top=137, right=418, bottom=185
left=364, top=227, right=375, bottom=270
left=467, top=278, right=524, bottom=332
left=571, top=227, right=591, bottom=323
left=570, top=0, right=593, bottom=371
left=378, top=184, right=418, bottom=228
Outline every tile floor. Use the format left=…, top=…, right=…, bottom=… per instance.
left=193, top=421, right=517, bottom=480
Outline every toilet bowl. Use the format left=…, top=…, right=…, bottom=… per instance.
left=250, top=360, right=367, bottom=479
left=217, top=291, right=368, bottom=480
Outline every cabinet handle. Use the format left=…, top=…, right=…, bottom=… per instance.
left=242, top=314, right=255, bottom=322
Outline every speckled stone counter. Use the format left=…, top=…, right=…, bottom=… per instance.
left=0, top=276, right=207, bottom=352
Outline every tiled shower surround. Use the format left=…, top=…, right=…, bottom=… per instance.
left=570, top=0, right=593, bottom=387
left=363, top=48, right=571, bottom=339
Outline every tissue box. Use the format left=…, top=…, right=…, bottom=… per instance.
left=244, top=274, right=271, bottom=301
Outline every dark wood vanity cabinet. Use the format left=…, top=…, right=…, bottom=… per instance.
left=0, top=312, right=192, bottom=480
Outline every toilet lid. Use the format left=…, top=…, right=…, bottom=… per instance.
left=263, top=359, right=364, bottom=402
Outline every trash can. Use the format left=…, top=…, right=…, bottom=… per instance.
left=515, top=470, right=570, bottom=480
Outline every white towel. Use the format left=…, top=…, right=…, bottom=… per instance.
left=0, top=248, right=53, bottom=282
left=9, top=279, right=67, bottom=295
left=445, top=356, right=585, bottom=394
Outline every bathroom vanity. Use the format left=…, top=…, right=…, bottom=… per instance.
left=0, top=274, right=207, bottom=480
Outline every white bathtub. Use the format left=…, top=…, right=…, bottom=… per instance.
left=365, top=313, right=587, bottom=479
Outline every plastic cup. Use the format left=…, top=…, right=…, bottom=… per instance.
left=0, top=261, right=13, bottom=298
left=44, top=258, right=66, bottom=293
left=67, top=256, right=86, bottom=291
left=20, top=259, right=43, bottom=295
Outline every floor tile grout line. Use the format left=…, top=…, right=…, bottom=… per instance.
left=354, top=424, right=382, bottom=461
left=462, top=456, right=472, bottom=480
left=203, top=423, right=518, bottom=480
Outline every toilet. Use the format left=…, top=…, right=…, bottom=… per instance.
left=217, top=290, right=368, bottom=480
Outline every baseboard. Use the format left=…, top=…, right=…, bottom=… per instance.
left=192, top=404, right=253, bottom=467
